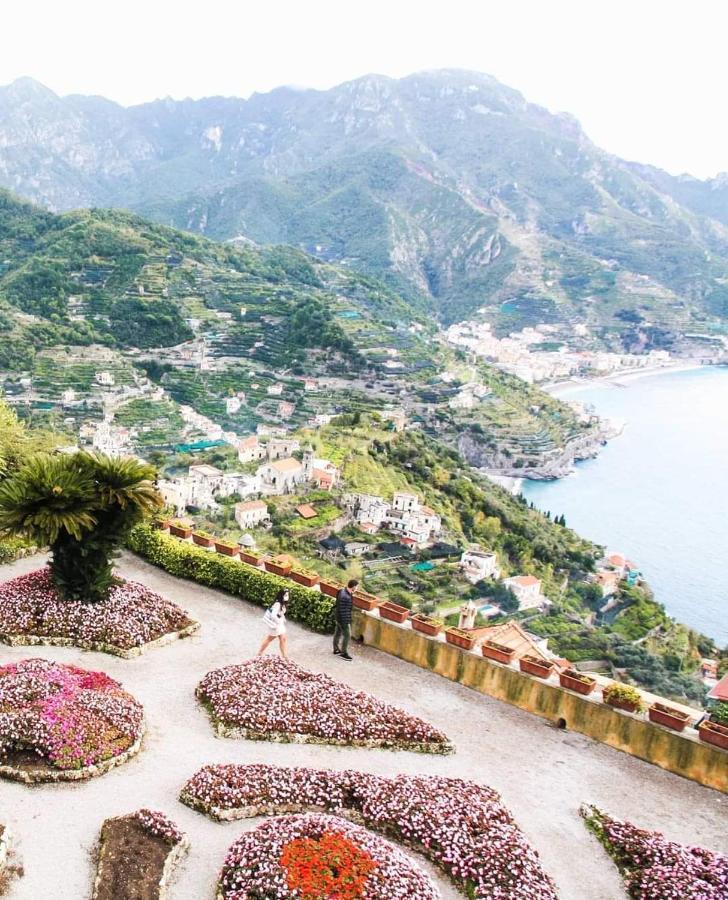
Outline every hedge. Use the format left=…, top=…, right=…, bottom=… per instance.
left=0, top=537, right=37, bottom=565
left=127, top=524, right=335, bottom=633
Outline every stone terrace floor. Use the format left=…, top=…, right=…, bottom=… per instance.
left=0, top=552, right=726, bottom=899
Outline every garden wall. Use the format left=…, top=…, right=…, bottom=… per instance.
left=353, top=611, right=727, bottom=793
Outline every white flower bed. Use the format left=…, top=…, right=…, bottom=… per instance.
left=0, top=658, right=144, bottom=780
left=182, top=764, right=557, bottom=899
left=0, top=568, right=198, bottom=656
left=219, top=812, right=438, bottom=899
left=197, top=656, right=452, bottom=753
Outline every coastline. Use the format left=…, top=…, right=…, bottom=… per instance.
left=542, top=360, right=711, bottom=396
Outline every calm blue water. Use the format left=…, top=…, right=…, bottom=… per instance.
left=522, top=367, right=728, bottom=644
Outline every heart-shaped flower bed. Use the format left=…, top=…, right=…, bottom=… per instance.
left=0, top=658, right=144, bottom=782
left=182, top=764, right=558, bottom=898
left=0, top=568, right=199, bottom=657
left=196, top=656, right=452, bottom=753
left=219, top=813, right=438, bottom=899
left=582, top=805, right=728, bottom=899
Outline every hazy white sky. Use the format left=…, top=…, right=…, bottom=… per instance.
left=4, top=0, right=727, bottom=177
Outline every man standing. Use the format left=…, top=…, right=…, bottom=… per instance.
left=333, top=578, right=357, bottom=661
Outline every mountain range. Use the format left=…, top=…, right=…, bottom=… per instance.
left=1, top=70, right=727, bottom=336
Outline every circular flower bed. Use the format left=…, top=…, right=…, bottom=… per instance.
left=0, top=658, right=144, bottom=782
left=219, top=813, right=438, bottom=899
left=182, top=764, right=557, bottom=898
left=0, top=568, right=199, bottom=657
left=582, top=806, right=728, bottom=899
left=197, top=656, right=452, bottom=753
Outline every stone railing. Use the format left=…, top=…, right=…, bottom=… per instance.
left=352, top=608, right=727, bottom=794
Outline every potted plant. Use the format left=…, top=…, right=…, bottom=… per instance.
left=151, top=516, right=171, bottom=531
left=410, top=613, right=443, bottom=637
left=192, top=530, right=215, bottom=548
left=214, top=540, right=238, bottom=557
left=353, top=589, right=381, bottom=611
left=240, top=549, right=264, bottom=567
left=378, top=601, right=410, bottom=624
left=266, top=555, right=293, bottom=578
left=445, top=627, right=476, bottom=651
left=320, top=580, right=344, bottom=598
left=559, top=668, right=597, bottom=696
left=648, top=702, right=692, bottom=732
left=698, top=719, right=728, bottom=751
left=169, top=521, right=193, bottom=540
left=482, top=640, right=516, bottom=664
left=602, top=683, right=645, bottom=714
left=519, top=655, right=555, bottom=679
left=290, top=568, right=320, bottom=588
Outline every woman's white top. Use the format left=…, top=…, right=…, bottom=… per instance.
left=263, top=601, right=287, bottom=636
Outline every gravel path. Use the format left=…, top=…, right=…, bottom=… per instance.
left=0, top=552, right=726, bottom=899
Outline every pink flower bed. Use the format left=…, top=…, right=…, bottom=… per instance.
left=0, top=568, right=197, bottom=654
left=219, top=813, right=438, bottom=899
left=0, top=658, right=143, bottom=773
left=132, top=809, right=185, bottom=846
left=196, top=657, right=451, bottom=753
left=182, top=764, right=557, bottom=899
left=584, top=806, right=728, bottom=899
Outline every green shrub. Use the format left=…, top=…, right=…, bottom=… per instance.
left=710, top=701, right=728, bottom=726
left=0, top=536, right=35, bottom=564
left=127, top=524, right=335, bottom=633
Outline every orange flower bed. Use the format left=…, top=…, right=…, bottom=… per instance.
left=281, top=830, right=377, bottom=899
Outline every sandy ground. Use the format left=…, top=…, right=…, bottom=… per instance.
left=0, top=553, right=726, bottom=900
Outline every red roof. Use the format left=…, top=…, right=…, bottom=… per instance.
left=296, top=504, right=317, bottom=520
left=707, top=673, right=728, bottom=702
left=400, top=537, right=418, bottom=546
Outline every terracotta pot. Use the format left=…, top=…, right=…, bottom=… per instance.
left=240, top=551, right=263, bottom=566
left=604, top=695, right=641, bottom=714
left=320, top=580, right=344, bottom=598
left=559, top=669, right=596, bottom=696
left=152, top=519, right=171, bottom=531
left=698, top=720, right=728, bottom=751
left=519, top=656, right=554, bottom=679
left=411, top=614, right=443, bottom=637
left=648, top=703, right=691, bottom=732
left=290, top=570, right=320, bottom=588
left=379, top=601, right=410, bottom=624
left=482, top=641, right=515, bottom=664
left=353, top=591, right=381, bottom=611
left=266, top=561, right=292, bottom=577
left=192, top=533, right=214, bottom=548
left=214, top=542, right=238, bottom=557
left=445, top=628, right=476, bottom=651
left=169, top=524, right=192, bottom=539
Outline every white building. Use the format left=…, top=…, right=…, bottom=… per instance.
left=460, top=547, right=500, bottom=584
left=257, top=457, right=305, bottom=495
left=267, top=438, right=300, bottom=461
left=502, top=575, right=547, bottom=611
left=344, top=491, right=440, bottom=547
left=234, top=500, right=270, bottom=529
left=225, top=396, right=242, bottom=415
left=267, top=383, right=284, bottom=396
left=91, top=421, right=131, bottom=457
left=221, top=472, right=261, bottom=499
left=187, top=464, right=225, bottom=508
left=392, top=492, right=420, bottom=513
left=95, top=370, right=115, bottom=386
left=238, top=436, right=266, bottom=464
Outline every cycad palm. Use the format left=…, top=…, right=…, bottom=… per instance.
left=0, top=451, right=162, bottom=602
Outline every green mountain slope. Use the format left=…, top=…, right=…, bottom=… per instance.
left=2, top=70, right=727, bottom=334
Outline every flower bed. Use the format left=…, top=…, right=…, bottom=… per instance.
left=219, top=813, right=438, bottom=899
left=128, top=525, right=335, bottom=633
left=196, top=657, right=452, bottom=753
left=182, top=764, right=558, bottom=899
left=93, top=809, right=188, bottom=900
left=602, top=683, right=645, bottom=713
left=0, top=568, right=199, bottom=658
left=0, top=658, right=144, bottom=782
left=582, top=805, right=728, bottom=899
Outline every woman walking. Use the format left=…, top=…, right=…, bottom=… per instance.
left=257, top=588, right=290, bottom=658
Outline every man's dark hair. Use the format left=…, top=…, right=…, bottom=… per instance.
left=347, top=579, right=359, bottom=589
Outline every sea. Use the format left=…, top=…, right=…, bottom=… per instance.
left=521, top=365, right=728, bottom=645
